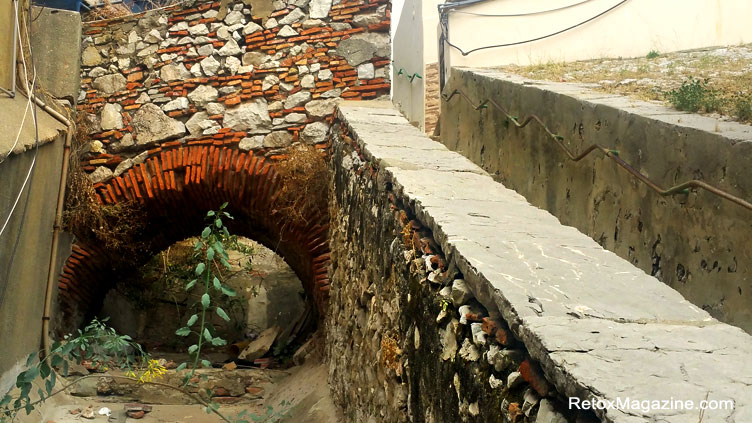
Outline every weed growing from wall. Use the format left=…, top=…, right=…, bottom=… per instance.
left=666, top=78, right=720, bottom=113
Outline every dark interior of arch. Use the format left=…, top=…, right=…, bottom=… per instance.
left=56, top=147, right=330, bottom=336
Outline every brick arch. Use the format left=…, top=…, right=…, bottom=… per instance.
left=57, top=140, right=330, bottom=330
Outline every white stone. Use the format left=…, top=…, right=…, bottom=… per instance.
left=131, top=103, right=186, bottom=145
left=263, top=131, right=293, bottom=148
left=163, top=97, right=189, bottom=111
left=200, top=56, right=221, bottom=76
left=283, top=90, right=311, bottom=109
left=100, top=103, right=123, bottom=130
left=169, top=22, right=188, bottom=31
left=318, top=69, right=333, bottom=81
left=238, top=65, right=254, bottom=74
left=300, top=121, right=329, bottom=144
left=262, top=75, right=279, bottom=91
left=185, top=111, right=211, bottom=136
left=188, top=24, right=209, bottom=36
left=89, top=67, right=107, bottom=78
left=117, top=58, right=131, bottom=70
left=451, top=279, right=473, bottom=306
left=218, top=39, right=242, bottom=56
left=160, top=63, right=190, bottom=81
left=127, top=30, right=141, bottom=44
left=284, top=113, right=307, bottom=123
left=277, top=25, right=298, bottom=37
left=301, top=19, right=322, bottom=29
left=357, top=62, right=375, bottom=79
left=188, top=85, right=219, bottom=106
left=304, top=98, right=338, bottom=118
left=206, top=102, right=225, bottom=115
left=223, top=99, right=272, bottom=132
left=226, top=56, right=242, bottom=74
left=309, top=0, right=332, bottom=19
left=536, top=399, right=567, bottom=423
left=113, top=158, right=134, bottom=177
left=216, top=25, right=233, bottom=40
left=89, top=166, right=113, bottom=184
left=137, top=44, right=158, bottom=57
left=264, top=18, right=278, bottom=29
left=279, top=8, right=305, bottom=25
left=224, top=10, right=244, bottom=25
left=135, top=92, right=151, bottom=104
left=197, top=43, right=214, bottom=56
left=93, top=74, right=126, bottom=95
left=300, top=74, right=315, bottom=89
left=242, top=21, right=263, bottom=35
left=239, top=136, right=264, bottom=151
left=458, top=339, right=479, bottom=362
left=203, top=9, right=218, bottom=18
left=144, top=29, right=164, bottom=43
left=489, top=374, right=503, bottom=389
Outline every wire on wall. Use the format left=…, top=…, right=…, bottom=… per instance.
left=441, top=0, right=629, bottom=56
left=440, top=88, right=752, bottom=212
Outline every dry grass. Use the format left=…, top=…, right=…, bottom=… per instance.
left=502, top=44, right=752, bottom=123
left=63, top=112, right=146, bottom=258
left=272, top=145, right=330, bottom=226
left=82, top=0, right=181, bottom=22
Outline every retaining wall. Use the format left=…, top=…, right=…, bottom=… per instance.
left=440, top=67, right=752, bottom=333
left=328, top=102, right=752, bottom=423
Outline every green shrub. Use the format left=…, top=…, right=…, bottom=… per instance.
left=734, top=95, right=752, bottom=122
left=666, top=78, right=720, bottom=113
left=646, top=50, right=660, bottom=59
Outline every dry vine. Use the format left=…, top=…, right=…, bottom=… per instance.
left=62, top=112, right=146, bottom=259
left=272, top=145, right=330, bottom=227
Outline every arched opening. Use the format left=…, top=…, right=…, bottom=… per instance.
left=98, top=237, right=310, bottom=356
left=56, top=145, right=330, bottom=336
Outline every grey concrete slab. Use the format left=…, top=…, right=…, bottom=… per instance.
left=337, top=103, right=752, bottom=423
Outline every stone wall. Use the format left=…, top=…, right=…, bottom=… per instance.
left=328, top=102, right=752, bottom=423
left=441, top=68, right=752, bottom=334
left=60, top=0, right=390, bottom=327
left=77, top=0, right=391, bottom=182
left=327, top=104, right=579, bottom=423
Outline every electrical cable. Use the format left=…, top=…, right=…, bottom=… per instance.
left=442, top=0, right=629, bottom=56
left=441, top=88, right=752, bottom=212
left=0, top=7, right=38, bottom=239
left=445, top=0, right=594, bottom=17
left=0, top=1, right=41, bottom=303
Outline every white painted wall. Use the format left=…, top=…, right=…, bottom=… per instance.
left=391, top=0, right=442, bottom=129
left=392, top=0, right=425, bottom=127
left=443, top=0, right=752, bottom=76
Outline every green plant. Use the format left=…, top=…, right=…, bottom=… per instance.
left=646, top=50, right=660, bottom=59
left=733, top=94, right=752, bottom=122
left=0, top=317, right=153, bottom=422
left=666, top=78, right=720, bottom=113
left=174, top=203, right=237, bottom=387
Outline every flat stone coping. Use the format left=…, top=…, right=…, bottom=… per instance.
left=0, top=93, right=66, bottom=160
left=337, top=102, right=752, bottom=423
left=463, top=67, right=752, bottom=143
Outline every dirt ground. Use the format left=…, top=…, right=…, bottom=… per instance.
left=501, top=43, right=752, bottom=123
left=23, top=353, right=341, bottom=423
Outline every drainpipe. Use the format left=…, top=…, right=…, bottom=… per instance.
left=31, top=94, right=73, bottom=358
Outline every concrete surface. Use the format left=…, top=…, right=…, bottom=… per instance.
left=440, top=67, right=752, bottom=334
left=338, top=102, right=752, bottom=423
left=0, top=0, right=16, bottom=94
left=31, top=7, right=82, bottom=102
left=0, top=94, right=68, bottom=397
